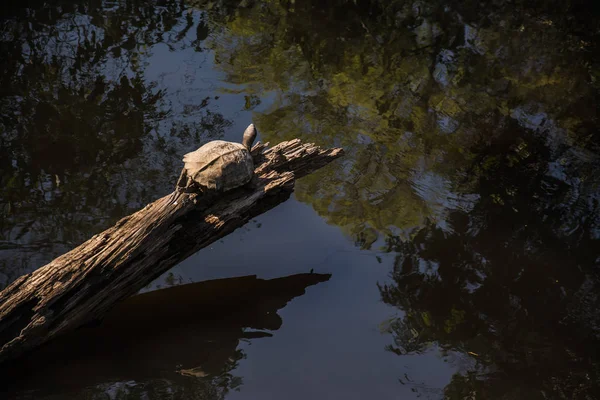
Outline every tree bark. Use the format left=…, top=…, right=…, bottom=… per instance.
left=0, top=139, right=343, bottom=364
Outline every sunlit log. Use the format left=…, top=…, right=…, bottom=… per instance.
left=0, top=139, right=343, bottom=364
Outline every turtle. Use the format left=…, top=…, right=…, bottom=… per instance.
left=175, top=124, right=258, bottom=197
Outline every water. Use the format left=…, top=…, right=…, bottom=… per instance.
left=0, top=0, right=599, bottom=398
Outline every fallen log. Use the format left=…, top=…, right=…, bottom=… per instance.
left=0, top=138, right=343, bottom=364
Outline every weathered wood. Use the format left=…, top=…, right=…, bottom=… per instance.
left=0, top=139, right=343, bottom=364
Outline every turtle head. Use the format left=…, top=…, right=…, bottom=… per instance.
left=242, top=123, right=257, bottom=151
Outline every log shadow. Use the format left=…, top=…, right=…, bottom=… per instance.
left=0, top=272, right=331, bottom=398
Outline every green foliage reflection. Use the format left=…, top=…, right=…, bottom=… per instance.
left=200, top=0, right=600, bottom=397
left=202, top=0, right=599, bottom=247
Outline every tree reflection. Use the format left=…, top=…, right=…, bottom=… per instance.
left=1, top=272, right=331, bottom=399
left=0, top=0, right=231, bottom=288
left=201, top=0, right=599, bottom=246
left=378, top=124, right=600, bottom=398
left=198, top=0, right=600, bottom=397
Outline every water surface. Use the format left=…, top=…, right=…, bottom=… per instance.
left=1, top=0, right=599, bottom=398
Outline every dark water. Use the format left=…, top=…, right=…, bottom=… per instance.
left=1, top=0, right=600, bottom=398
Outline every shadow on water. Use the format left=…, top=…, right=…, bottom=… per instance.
left=0, top=272, right=331, bottom=399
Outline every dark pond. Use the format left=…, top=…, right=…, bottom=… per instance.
left=1, top=0, right=600, bottom=398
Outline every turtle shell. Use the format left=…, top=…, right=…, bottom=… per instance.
left=182, top=140, right=254, bottom=192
